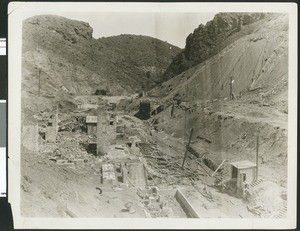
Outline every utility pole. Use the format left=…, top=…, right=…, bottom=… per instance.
left=38, top=68, right=41, bottom=96
left=182, top=128, right=194, bottom=168
left=171, top=102, right=175, bottom=117
left=256, top=135, right=259, bottom=181
left=230, top=76, right=233, bottom=100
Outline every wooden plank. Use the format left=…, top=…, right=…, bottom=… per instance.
left=182, top=128, right=194, bottom=168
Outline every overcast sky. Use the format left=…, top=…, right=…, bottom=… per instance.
left=23, top=12, right=216, bottom=48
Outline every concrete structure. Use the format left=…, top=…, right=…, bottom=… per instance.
left=46, top=108, right=58, bottom=141
left=175, top=189, right=200, bottom=218
left=97, top=109, right=117, bottom=156
left=116, top=125, right=125, bottom=139
left=125, top=162, right=147, bottom=187
left=22, top=125, right=39, bottom=152
left=175, top=187, right=226, bottom=218
left=88, top=142, right=97, bottom=155
left=229, top=160, right=257, bottom=191
left=128, top=136, right=141, bottom=155
left=101, top=163, right=118, bottom=185
left=101, top=162, right=128, bottom=185
left=134, top=101, right=151, bottom=120
left=86, top=116, right=97, bottom=135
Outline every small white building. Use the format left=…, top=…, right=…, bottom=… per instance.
left=229, top=160, right=257, bottom=190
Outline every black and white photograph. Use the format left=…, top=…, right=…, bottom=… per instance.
left=8, top=2, right=297, bottom=229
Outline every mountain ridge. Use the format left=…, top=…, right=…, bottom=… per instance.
left=162, top=12, right=269, bottom=81
left=22, top=15, right=181, bottom=98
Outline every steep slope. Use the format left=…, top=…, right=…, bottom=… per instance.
left=151, top=13, right=288, bottom=108
left=148, top=13, right=288, bottom=186
left=22, top=15, right=180, bottom=107
left=162, top=13, right=267, bottom=81
left=100, top=35, right=179, bottom=86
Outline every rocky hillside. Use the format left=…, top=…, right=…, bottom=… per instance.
left=148, top=13, right=288, bottom=186
left=162, top=13, right=267, bottom=81
left=22, top=15, right=180, bottom=98
left=151, top=13, right=288, bottom=107
left=100, top=35, right=180, bottom=86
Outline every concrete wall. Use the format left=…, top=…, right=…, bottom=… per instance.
left=97, top=110, right=116, bottom=156
left=126, top=162, right=147, bottom=187
left=175, top=189, right=200, bottom=218
left=87, top=123, right=97, bottom=135
left=134, top=102, right=151, bottom=120
left=22, top=125, right=38, bottom=152
left=101, top=163, right=118, bottom=185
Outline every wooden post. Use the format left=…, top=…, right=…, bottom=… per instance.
left=256, top=135, right=259, bottom=180
left=211, top=159, right=226, bottom=177
left=38, top=69, right=41, bottom=96
left=171, top=102, right=174, bottom=117
left=181, top=128, right=194, bottom=168
left=230, top=76, right=233, bottom=99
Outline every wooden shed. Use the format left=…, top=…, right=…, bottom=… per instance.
left=229, top=160, right=257, bottom=190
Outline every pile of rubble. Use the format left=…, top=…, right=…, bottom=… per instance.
left=139, top=142, right=217, bottom=186
left=40, top=131, right=93, bottom=170
left=137, top=187, right=181, bottom=218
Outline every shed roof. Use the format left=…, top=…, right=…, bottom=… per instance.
left=86, top=116, right=97, bottom=123
left=229, top=160, right=256, bottom=169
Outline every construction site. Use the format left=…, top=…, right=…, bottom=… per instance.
left=20, top=13, right=288, bottom=219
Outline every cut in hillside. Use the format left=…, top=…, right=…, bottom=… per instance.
left=162, top=13, right=267, bottom=81
left=20, top=12, right=290, bottom=219
left=147, top=13, right=288, bottom=187
left=151, top=13, right=288, bottom=108
left=22, top=15, right=181, bottom=114
left=100, top=35, right=180, bottom=85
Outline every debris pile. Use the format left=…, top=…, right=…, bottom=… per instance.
left=42, top=131, right=93, bottom=170
left=137, top=187, right=182, bottom=218
left=245, top=181, right=286, bottom=217
left=139, top=142, right=212, bottom=186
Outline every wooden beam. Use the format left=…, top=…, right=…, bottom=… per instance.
left=181, top=128, right=194, bottom=168
left=38, top=69, right=41, bottom=96
left=197, top=161, right=212, bottom=176
left=211, top=159, right=226, bottom=177
left=256, top=135, right=259, bottom=180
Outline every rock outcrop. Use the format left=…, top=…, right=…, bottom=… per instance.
left=162, top=13, right=267, bottom=81
left=22, top=15, right=181, bottom=99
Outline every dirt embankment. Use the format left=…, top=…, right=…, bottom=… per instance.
left=148, top=14, right=289, bottom=187
left=151, top=14, right=288, bottom=110
left=153, top=98, right=287, bottom=186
